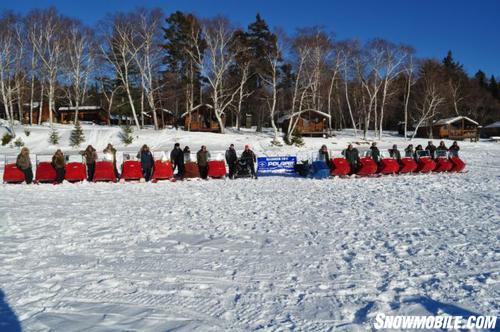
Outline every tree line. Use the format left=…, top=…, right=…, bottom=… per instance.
left=0, top=7, right=499, bottom=141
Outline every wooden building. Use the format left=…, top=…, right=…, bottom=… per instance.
left=415, top=116, right=479, bottom=141
left=279, top=110, right=331, bottom=137
left=57, top=106, right=108, bottom=124
left=481, top=121, right=500, bottom=138
left=181, top=104, right=224, bottom=132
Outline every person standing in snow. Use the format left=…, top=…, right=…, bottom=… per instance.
left=369, top=142, right=381, bottom=164
left=51, top=149, right=66, bottom=184
left=389, top=144, right=401, bottom=161
left=425, top=141, right=437, bottom=159
left=404, top=144, right=414, bottom=158
left=81, top=145, right=97, bottom=181
left=225, top=144, right=238, bottom=179
left=183, top=146, right=191, bottom=162
left=196, top=145, right=210, bottom=180
left=449, top=141, right=460, bottom=157
left=437, top=141, right=448, bottom=152
left=318, top=145, right=332, bottom=168
left=342, top=144, right=360, bottom=174
left=137, top=144, right=155, bottom=181
left=170, top=143, right=184, bottom=179
left=16, top=147, right=33, bottom=184
left=103, top=143, right=119, bottom=179
left=241, top=145, right=257, bottom=179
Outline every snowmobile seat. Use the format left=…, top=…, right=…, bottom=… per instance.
left=3, top=163, right=25, bottom=183
left=399, top=157, right=417, bottom=174
left=152, top=160, right=174, bottom=181
left=121, top=160, right=143, bottom=181
left=93, top=160, right=117, bottom=182
left=184, top=161, right=200, bottom=178
left=65, top=162, right=87, bottom=182
left=331, top=157, right=350, bottom=176
left=449, top=156, right=466, bottom=172
left=35, top=161, right=57, bottom=183
left=208, top=160, right=226, bottom=178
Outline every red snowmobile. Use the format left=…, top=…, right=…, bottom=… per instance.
left=415, top=150, right=436, bottom=173
left=433, top=150, right=453, bottom=172
left=34, top=155, right=57, bottom=183
left=377, top=152, right=400, bottom=175
left=64, top=155, right=87, bottom=182
left=151, top=152, right=174, bottom=182
left=2, top=155, right=25, bottom=183
left=207, top=153, right=226, bottom=179
left=120, top=153, right=143, bottom=182
left=330, top=156, right=351, bottom=176
left=93, top=153, right=117, bottom=182
left=356, top=151, right=378, bottom=176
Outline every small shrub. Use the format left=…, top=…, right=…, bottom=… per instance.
left=284, top=130, right=304, bottom=147
left=48, top=128, right=60, bottom=145
left=119, top=124, right=134, bottom=145
left=14, top=137, right=24, bottom=148
left=2, top=133, right=13, bottom=146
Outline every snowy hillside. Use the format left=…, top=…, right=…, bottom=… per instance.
left=0, top=124, right=499, bottom=331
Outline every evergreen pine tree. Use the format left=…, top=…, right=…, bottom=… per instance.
left=475, top=70, right=487, bottom=89
left=489, top=76, right=499, bottom=99
left=70, top=121, right=85, bottom=147
left=48, top=128, right=60, bottom=145
left=119, top=124, right=134, bottom=145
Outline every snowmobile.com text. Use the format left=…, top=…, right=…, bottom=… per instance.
left=373, top=313, right=497, bottom=330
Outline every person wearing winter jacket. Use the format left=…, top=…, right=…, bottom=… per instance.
left=425, top=141, right=437, bottom=159
left=137, top=144, right=154, bottom=181
left=183, top=146, right=191, bottom=162
left=449, top=141, right=460, bottom=157
left=170, top=143, right=185, bottom=179
left=225, top=144, right=238, bottom=179
left=16, top=147, right=33, bottom=184
left=196, top=145, right=210, bottom=179
left=404, top=144, right=414, bottom=158
left=369, top=142, right=381, bottom=164
left=103, top=143, right=119, bottom=179
left=318, top=145, right=332, bottom=168
left=51, top=149, right=66, bottom=184
left=81, top=145, right=97, bottom=181
left=389, top=144, right=401, bottom=161
left=241, top=145, right=257, bottom=179
left=437, top=141, right=448, bottom=151
left=414, top=145, right=424, bottom=159
left=342, top=144, right=360, bottom=174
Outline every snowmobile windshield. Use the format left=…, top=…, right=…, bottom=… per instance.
left=209, top=152, right=224, bottom=161
left=416, top=150, right=430, bottom=158
left=360, top=150, right=371, bottom=157
left=436, top=150, right=448, bottom=158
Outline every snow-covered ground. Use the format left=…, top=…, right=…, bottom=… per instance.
left=0, top=123, right=499, bottom=331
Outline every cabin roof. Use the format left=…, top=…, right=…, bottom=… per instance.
left=483, top=121, right=500, bottom=129
left=58, top=106, right=103, bottom=112
left=433, top=116, right=479, bottom=126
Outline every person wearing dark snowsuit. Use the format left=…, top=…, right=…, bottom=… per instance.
left=241, top=145, right=257, bottom=179
left=225, top=144, right=238, bottom=179
left=51, top=149, right=66, bottom=183
left=342, top=144, right=360, bottom=175
left=389, top=144, right=401, bottom=161
left=196, top=145, right=210, bottom=180
left=103, top=143, right=119, bottom=179
left=404, top=144, right=414, bottom=158
left=369, top=142, right=381, bottom=164
left=170, top=143, right=185, bottom=179
left=81, top=145, right=97, bottom=181
left=414, top=145, right=424, bottom=160
left=449, top=141, right=460, bottom=157
left=137, top=144, right=155, bottom=181
left=425, top=141, right=437, bottom=159
left=16, top=147, right=33, bottom=184
left=318, top=145, right=332, bottom=168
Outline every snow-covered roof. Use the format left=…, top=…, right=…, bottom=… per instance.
left=483, top=121, right=500, bottom=129
left=277, top=110, right=331, bottom=124
left=180, top=104, right=214, bottom=118
left=433, top=116, right=478, bottom=126
left=58, top=106, right=102, bottom=111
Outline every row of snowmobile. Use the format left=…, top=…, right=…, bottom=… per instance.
left=1, top=152, right=256, bottom=184
left=2, top=149, right=465, bottom=184
left=298, top=149, right=466, bottom=179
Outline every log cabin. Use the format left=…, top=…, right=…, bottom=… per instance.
left=181, top=104, right=224, bottom=132
left=416, top=116, right=479, bottom=141
left=279, top=110, right=331, bottom=137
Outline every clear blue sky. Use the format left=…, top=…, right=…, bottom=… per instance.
left=2, top=0, right=499, bottom=76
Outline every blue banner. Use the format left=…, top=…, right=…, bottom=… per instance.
left=257, top=156, right=297, bottom=175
